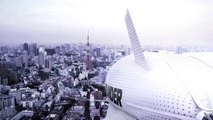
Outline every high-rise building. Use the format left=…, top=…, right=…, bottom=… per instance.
left=28, top=43, right=37, bottom=57
left=33, top=43, right=38, bottom=56
left=45, top=48, right=55, bottom=55
left=23, top=50, right=28, bottom=67
left=61, top=45, right=66, bottom=56
left=44, top=59, right=49, bottom=69
left=44, top=56, right=54, bottom=72
left=55, top=46, right=60, bottom=55
left=23, top=43, right=28, bottom=54
left=8, top=70, right=18, bottom=84
left=29, top=44, right=34, bottom=57
left=38, top=47, right=45, bottom=67
left=0, top=64, right=8, bottom=78
left=78, top=43, right=83, bottom=56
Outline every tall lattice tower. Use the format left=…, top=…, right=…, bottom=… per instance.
left=85, top=31, right=93, bottom=69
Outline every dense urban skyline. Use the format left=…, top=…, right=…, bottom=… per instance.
left=0, top=38, right=129, bottom=119
left=0, top=0, right=213, bottom=46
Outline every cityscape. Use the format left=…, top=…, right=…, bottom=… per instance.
left=1, top=0, right=213, bottom=120
left=0, top=33, right=131, bottom=120
left=1, top=35, right=213, bottom=120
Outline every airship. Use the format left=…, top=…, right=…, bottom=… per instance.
left=105, top=10, right=213, bottom=120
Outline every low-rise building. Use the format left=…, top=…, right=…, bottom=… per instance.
left=11, top=110, right=33, bottom=120
left=0, top=95, right=16, bottom=120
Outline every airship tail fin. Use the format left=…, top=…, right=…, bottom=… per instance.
left=125, top=9, right=149, bottom=70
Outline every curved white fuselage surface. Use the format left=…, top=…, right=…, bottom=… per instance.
left=105, top=52, right=213, bottom=120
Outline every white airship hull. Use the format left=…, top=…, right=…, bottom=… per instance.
left=104, top=10, right=213, bottom=120
left=106, top=53, right=213, bottom=120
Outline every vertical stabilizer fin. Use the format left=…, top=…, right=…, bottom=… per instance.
left=125, top=9, right=149, bottom=70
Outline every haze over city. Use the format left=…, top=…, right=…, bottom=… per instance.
left=1, top=0, right=213, bottom=120
left=0, top=0, right=213, bottom=47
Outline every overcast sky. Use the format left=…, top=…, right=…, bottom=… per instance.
left=0, top=0, right=213, bottom=46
